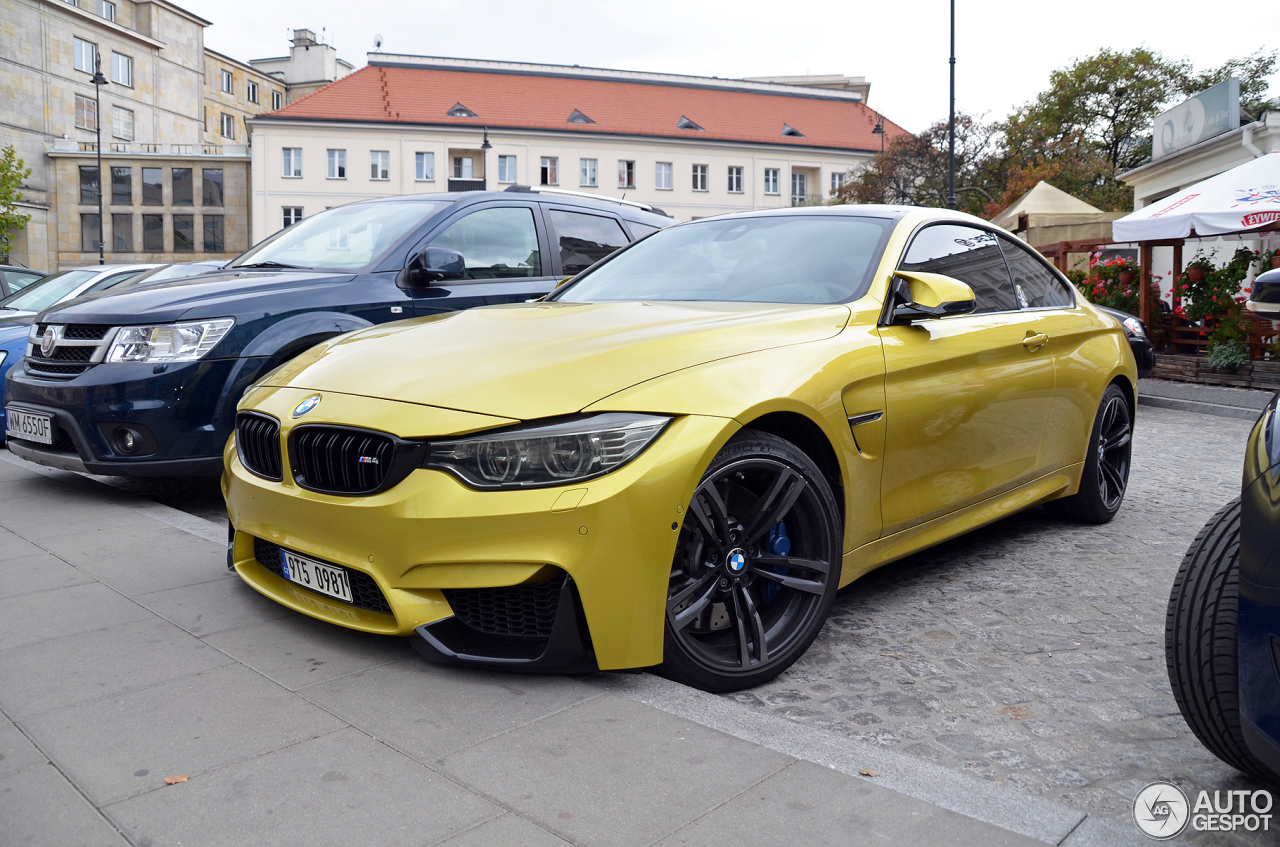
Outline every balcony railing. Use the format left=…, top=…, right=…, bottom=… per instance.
left=53, top=139, right=248, bottom=156
left=448, top=178, right=486, bottom=192
left=790, top=193, right=825, bottom=207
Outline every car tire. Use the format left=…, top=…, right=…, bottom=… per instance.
left=658, top=430, right=842, bottom=692
left=1165, top=499, right=1272, bottom=779
left=1045, top=383, right=1131, bottom=524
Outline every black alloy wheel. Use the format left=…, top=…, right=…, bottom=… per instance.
left=1046, top=383, right=1132, bottom=524
left=660, top=431, right=842, bottom=692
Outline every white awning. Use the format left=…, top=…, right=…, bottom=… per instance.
left=1112, top=152, right=1280, bottom=241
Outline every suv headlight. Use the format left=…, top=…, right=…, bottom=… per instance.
left=1121, top=317, right=1147, bottom=340
left=106, top=319, right=235, bottom=363
left=424, top=413, right=671, bottom=489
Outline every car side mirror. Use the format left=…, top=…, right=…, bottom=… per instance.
left=399, top=246, right=465, bottom=288
left=884, top=271, right=977, bottom=325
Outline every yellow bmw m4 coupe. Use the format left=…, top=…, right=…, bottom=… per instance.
left=223, top=205, right=1137, bottom=692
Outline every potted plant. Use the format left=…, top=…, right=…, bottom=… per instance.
left=1261, top=246, right=1280, bottom=270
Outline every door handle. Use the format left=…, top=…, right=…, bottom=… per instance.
left=1023, top=333, right=1049, bottom=351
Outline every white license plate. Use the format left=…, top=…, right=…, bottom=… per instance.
left=6, top=408, right=54, bottom=445
left=280, top=550, right=353, bottom=604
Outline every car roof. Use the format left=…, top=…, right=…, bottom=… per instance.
left=61, top=263, right=163, bottom=278
left=346, top=189, right=674, bottom=226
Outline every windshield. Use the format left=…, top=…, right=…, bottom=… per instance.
left=554, top=214, right=895, bottom=304
left=228, top=201, right=445, bottom=272
left=0, top=270, right=98, bottom=312
left=129, top=262, right=222, bottom=284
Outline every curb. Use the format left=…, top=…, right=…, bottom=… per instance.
left=1137, top=395, right=1262, bottom=421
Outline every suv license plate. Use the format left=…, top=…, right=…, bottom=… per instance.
left=280, top=550, right=353, bottom=604
left=6, top=409, right=54, bottom=445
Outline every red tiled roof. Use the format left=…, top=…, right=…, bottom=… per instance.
left=265, top=64, right=908, bottom=152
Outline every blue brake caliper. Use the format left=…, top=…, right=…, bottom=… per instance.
left=762, top=521, right=791, bottom=605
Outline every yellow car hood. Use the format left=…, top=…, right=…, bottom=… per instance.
left=262, top=300, right=852, bottom=421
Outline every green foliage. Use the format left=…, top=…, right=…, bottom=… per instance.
left=1181, top=48, right=1280, bottom=117
left=1078, top=255, right=1157, bottom=315
left=1207, top=338, right=1250, bottom=370
left=1172, top=248, right=1257, bottom=320
left=0, top=145, right=32, bottom=261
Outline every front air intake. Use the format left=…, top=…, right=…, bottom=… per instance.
left=235, top=412, right=283, bottom=481
left=288, top=425, right=397, bottom=495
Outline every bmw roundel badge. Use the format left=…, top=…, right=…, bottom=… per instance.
left=292, top=395, right=322, bottom=418
left=728, top=549, right=747, bottom=573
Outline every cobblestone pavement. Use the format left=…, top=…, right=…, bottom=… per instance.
left=727, top=405, right=1272, bottom=844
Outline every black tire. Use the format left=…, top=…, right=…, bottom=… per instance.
left=659, top=431, right=842, bottom=692
left=1046, top=383, right=1131, bottom=523
left=1165, top=499, right=1272, bottom=780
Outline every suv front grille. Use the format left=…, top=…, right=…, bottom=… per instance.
left=25, top=324, right=117, bottom=379
left=235, top=412, right=283, bottom=481
left=289, top=425, right=396, bottom=495
left=443, top=574, right=566, bottom=638
left=25, top=360, right=92, bottom=376
left=253, top=537, right=392, bottom=615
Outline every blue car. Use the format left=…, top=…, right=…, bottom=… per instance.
left=1167, top=389, right=1280, bottom=781
left=0, top=319, right=29, bottom=440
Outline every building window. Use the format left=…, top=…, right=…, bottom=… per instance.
left=78, top=166, right=100, bottom=205
left=111, top=166, right=131, bottom=204
left=111, top=106, right=133, bottom=141
left=370, top=150, right=390, bottom=180
left=112, top=213, right=132, bottom=251
left=498, top=155, right=517, bottom=183
left=202, top=169, right=223, bottom=206
left=98, top=0, right=114, bottom=21
left=791, top=172, right=808, bottom=205
left=282, top=207, right=303, bottom=228
left=764, top=168, right=780, bottom=195
left=618, top=160, right=635, bottom=189
left=830, top=172, right=846, bottom=193
left=74, top=94, right=97, bottom=131
left=219, top=113, right=234, bottom=139
left=282, top=148, right=301, bottom=178
left=728, top=166, right=743, bottom=194
left=579, top=158, right=597, bottom=187
left=327, top=149, right=346, bottom=179
left=692, top=164, right=708, bottom=192
left=142, top=167, right=162, bottom=205
left=452, top=156, right=472, bottom=179
left=271, top=91, right=282, bottom=110
left=172, top=168, right=193, bottom=205
left=80, top=214, right=101, bottom=252
left=655, top=162, right=672, bottom=191
left=220, top=69, right=233, bottom=94
left=173, top=215, right=194, bottom=252
left=203, top=215, right=224, bottom=251
left=246, top=81, right=258, bottom=103
left=415, top=152, right=434, bottom=181
left=73, top=37, right=96, bottom=73
left=111, top=52, right=131, bottom=87
left=540, top=157, right=558, bottom=186
left=142, top=214, right=163, bottom=251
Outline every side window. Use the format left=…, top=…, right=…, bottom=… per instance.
left=549, top=210, right=630, bottom=276
left=899, top=224, right=1017, bottom=313
left=429, top=207, right=542, bottom=280
left=627, top=222, right=661, bottom=239
left=997, top=235, right=1075, bottom=309
left=86, top=270, right=145, bottom=293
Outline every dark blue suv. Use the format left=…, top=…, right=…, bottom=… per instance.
left=4, top=189, right=670, bottom=477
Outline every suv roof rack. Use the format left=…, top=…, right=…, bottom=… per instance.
left=503, top=184, right=670, bottom=217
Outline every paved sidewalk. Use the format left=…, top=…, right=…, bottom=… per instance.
left=0, top=452, right=1176, bottom=846
left=1138, top=378, right=1273, bottom=419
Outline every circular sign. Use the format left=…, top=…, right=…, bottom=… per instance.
left=291, top=395, right=322, bottom=418
left=1133, top=782, right=1190, bottom=840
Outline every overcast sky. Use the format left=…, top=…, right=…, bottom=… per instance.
left=191, top=0, right=1279, bottom=134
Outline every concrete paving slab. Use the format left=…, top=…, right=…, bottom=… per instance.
left=655, top=759, right=1040, bottom=846
left=438, top=812, right=573, bottom=846
left=38, top=522, right=232, bottom=596
left=0, top=763, right=129, bottom=847
left=0, top=457, right=43, bottom=483
left=301, top=659, right=600, bottom=761
left=136, top=573, right=296, bottom=637
left=2, top=503, right=159, bottom=542
left=438, top=694, right=794, bottom=847
left=203, top=613, right=410, bottom=692
left=0, top=550, right=96, bottom=599
left=0, top=582, right=151, bottom=651
left=0, top=528, right=44, bottom=562
left=0, top=710, right=46, bottom=778
left=19, top=663, right=347, bottom=805
left=105, top=728, right=500, bottom=847
left=0, top=616, right=234, bottom=720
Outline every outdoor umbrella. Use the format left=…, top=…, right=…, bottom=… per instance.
left=1113, top=152, right=1280, bottom=241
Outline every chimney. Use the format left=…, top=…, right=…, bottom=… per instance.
left=291, top=29, right=318, bottom=47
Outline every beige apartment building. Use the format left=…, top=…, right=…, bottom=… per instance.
left=247, top=56, right=906, bottom=240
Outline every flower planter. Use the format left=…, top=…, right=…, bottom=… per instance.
left=1118, top=270, right=1135, bottom=285
left=1272, top=256, right=1280, bottom=269
left=1186, top=266, right=1206, bottom=283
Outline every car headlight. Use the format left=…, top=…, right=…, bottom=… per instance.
left=424, top=413, right=671, bottom=489
left=106, top=319, right=235, bottom=363
left=1121, top=317, right=1146, bottom=340
left=0, top=350, right=7, bottom=368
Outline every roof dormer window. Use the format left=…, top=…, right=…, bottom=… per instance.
left=676, top=116, right=704, bottom=131
left=447, top=102, right=477, bottom=118
left=567, top=109, right=595, bottom=124
left=782, top=124, right=805, bottom=137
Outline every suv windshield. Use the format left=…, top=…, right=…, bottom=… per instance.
left=554, top=214, right=894, bottom=304
left=228, top=201, right=446, bottom=272
left=0, top=270, right=98, bottom=312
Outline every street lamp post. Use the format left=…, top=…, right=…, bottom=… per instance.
left=872, top=114, right=885, bottom=153
left=90, top=52, right=108, bottom=264
left=480, top=127, right=492, bottom=190
left=946, top=0, right=957, bottom=210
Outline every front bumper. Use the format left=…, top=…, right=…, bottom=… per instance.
left=223, top=385, right=736, bottom=670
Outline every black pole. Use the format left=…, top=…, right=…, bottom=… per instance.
left=946, top=0, right=957, bottom=210
left=91, top=53, right=108, bottom=264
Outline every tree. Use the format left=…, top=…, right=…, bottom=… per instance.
left=0, top=145, right=32, bottom=262
left=1181, top=48, right=1279, bottom=117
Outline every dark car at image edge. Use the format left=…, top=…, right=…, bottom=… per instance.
left=4, top=189, right=671, bottom=477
